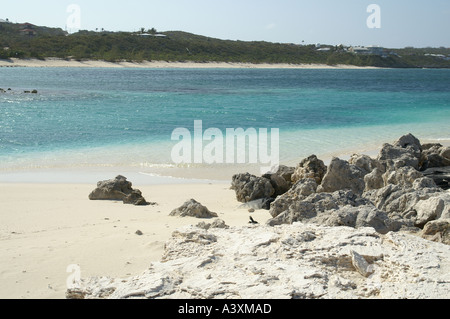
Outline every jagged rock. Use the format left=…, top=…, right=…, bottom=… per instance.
left=196, top=219, right=229, bottom=230
left=68, top=223, right=450, bottom=299
left=89, top=175, right=149, bottom=206
left=349, top=154, right=382, bottom=174
left=170, top=199, right=218, bottom=219
left=122, top=189, right=149, bottom=206
left=422, top=167, right=450, bottom=190
left=269, top=178, right=318, bottom=218
left=394, top=133, right=422, bottom=158
left=363, top=178, right=443, bottom=218
left=420, top=144, right=450, bottom=171
left=364, top=168, right=385, bottom=191
left=422, top=219, right=450, bottom=245
left=262, top=174, right=289, bottom=198
left=322, top=205, right=402, bottom=234
left=377, top=143, right=419, bottom=170
left=413, top=192, right=450, bottom=227
left=291, top=155, right=327, bottom=185
left=268, top=189, right=370, bottom=227
left=89, top=175, right=134, bottom=201
left=262, top=165, right=295, bottom=197
left=350, top=250, right=374, bottom=278
left=382, top=166, right=423, bottom=188
left=317, top=158, right=366, bottom=195
left=231, top=173, right=275, bottom=203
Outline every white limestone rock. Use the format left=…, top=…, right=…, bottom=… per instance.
left=68, top=223, right=450, bottom=299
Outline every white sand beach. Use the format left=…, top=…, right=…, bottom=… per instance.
left=0, top=180, right=271, bottom=299
left=1, top=138, right=449, bottom=299
left=0, top=57, right=380, bottom=69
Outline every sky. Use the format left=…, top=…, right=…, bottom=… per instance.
left=2, top=0, right=450, bottom=48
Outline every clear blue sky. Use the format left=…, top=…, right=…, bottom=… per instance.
left=3, top=0, right=450, bottom=48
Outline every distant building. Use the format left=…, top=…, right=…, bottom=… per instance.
left=349, top=45, right=385, bottom=56
left=366, top=45, right=385, bottom=55
left=349, top=46, right=369, bottom=54
left=19, top=22, right=37, bottom=36
left=138, top=33, right=167, bottom=38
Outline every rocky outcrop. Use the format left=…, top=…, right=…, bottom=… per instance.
left=67, top=223, right=450, bottom=299
left=377, top=143, right=419, bottom=170
left=317, top=157, right=366, bottom=195
left=170, top=199, right=218, bottom=219
left=231, top=173, right=275, bottom=203
left=420, top=144, right=450, bottom=170
left=269, top=178, right=318, bottom=219
left=122, top=190, right=149, bottom=206
left=421, top=219, right=450, bottom=245
left=89, top=175, right=149, bottom=206
left=267, top=189, right=402, bottom=234
left=422, top=167, right=450, bottom=190
left=291, top=155, right=327, bottom=184
left=70, top=133, right=450, bottom=300
left=265, top=134, right=450, bottom=246
left=262, top=165, right=295, bottom=197
left=362, top=178, right=443, bottom=219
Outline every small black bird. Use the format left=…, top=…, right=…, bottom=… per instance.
left=249, top=216, right=259, bottom=224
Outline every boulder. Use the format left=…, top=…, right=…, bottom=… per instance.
left=89, top=175, right=134, bottom=201
left=291, top=155, right=327, bottom=185
left=89, top=175, right=149, bottom=206
left=420, top=144, right=450, bottom=171
left=231, top=173, right=275, bottom=203
left=269, top=178, right=318, bottom=218
left=268, top=189, right=370, bottom=227
left=377, top=143, right=419, bottom=170
left=323, top=205, right=401, bottom=234
left=363, top=178, right=443, bottom=218
left=317, top=157, right=366, bottom=195
left=394, top=133, right=422, bottom=158
left=364, top=168, right=385, bottom=191
left=349, top=154, right=382, bottom=174
left=122, top=190, right=149, bottom=206
left=422, top=219, right=450, bottom=245
left=422, top=167, right=450, bottom=190
left=262, top=165, right=295, bottom=197
left=382, top=166, right=423, bottom=188
left=170, top=199, right=218, bottom=219
left=413, top=192, right=450, bottom=227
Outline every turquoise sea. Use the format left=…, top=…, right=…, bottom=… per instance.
left=1, top=67, right=449, bottom=180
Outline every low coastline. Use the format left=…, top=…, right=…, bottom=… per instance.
left=0, top=57, right=381, bottom=69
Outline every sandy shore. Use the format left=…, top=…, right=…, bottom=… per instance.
left=1, top=139, right=448, bottom=299
left=0, top=180, right=270, bottom=299
left=0, top=57, right=380, bottom=69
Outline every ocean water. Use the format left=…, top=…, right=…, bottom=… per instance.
left=0, top=67, right=449, bottom=180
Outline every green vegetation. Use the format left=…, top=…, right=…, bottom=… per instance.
left=1, top=22, right=450, bottom=68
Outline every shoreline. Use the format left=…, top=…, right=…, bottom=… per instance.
left=1, top=136, right=449, bottom=299
left=1, top=138, right=448, bottom=185
left=0, top=57, right=382, bottom=69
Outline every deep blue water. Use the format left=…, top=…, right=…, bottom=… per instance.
left=0, top=67, right=449, bottom=171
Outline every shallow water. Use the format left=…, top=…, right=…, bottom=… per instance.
left=1, top=67, right=449, bottom=180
